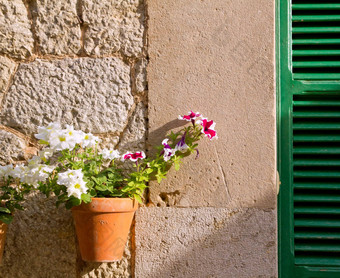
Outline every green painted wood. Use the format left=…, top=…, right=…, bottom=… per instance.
left=293, top=61, right=340, bottom=68
left=295, top=219, right=340, bottom=228
left=294, top=182, right=340, bottom=190
left=293, top=39, right=340, bottom=45
left=294, top=207, right=340, bottom=214
left=293, top=27, right=340, bottom=34
left=293, top=50, right=340, bottom=56
left=295, top=231, right=340, bottom=240
left=293, top=135, right=340, bottom=142
left=278, top=0, right=340, bottom=277
left=294, top=194, right=340, bottom=202
left=292, top=4, right=340, bottom=10
left=292, top=15, right=340, bottom=22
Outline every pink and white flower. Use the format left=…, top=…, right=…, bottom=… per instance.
left=178, top=111, right=201, bottom=121
left=175, top=133, right=188, bottom=152
left=122, top=151, right=146, bottom=162
left=162, top=139, right=175, bottom=161
left=197, top=118, right=218, bottom=140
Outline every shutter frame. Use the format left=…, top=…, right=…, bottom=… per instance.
left=279, top=0, right=340, bottom=277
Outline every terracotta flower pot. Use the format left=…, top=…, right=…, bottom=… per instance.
left=0, top=221, right=8, bottom=263
left=71, top=198, right=138, bottom=262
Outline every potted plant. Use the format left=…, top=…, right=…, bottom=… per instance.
left=1, top=110, right=217, bottom=262
left=0, top=164, right=35, bottom=262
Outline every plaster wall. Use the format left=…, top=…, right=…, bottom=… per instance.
left=136, top=0, right=277, bottom=277
left=0, top=0, right=277, bottom=277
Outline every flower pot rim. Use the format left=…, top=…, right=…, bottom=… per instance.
left=71, top=197, right=138, bottom=213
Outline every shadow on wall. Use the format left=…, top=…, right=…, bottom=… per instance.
left=135, top=206, right=277, bottom=278
left=0, top=193, right=133, bottom=278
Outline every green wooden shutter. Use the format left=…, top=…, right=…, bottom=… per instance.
left=278, top=0, right=340, bottom=277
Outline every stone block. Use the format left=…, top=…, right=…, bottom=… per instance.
left=0, top=194, right=76, bottom=278
left=147, top=0, right=276, bottom=208
left=119, top=101, right=147, bottom=152
left=82, top=0, right=144, bottom=57
left=0, top=57, right=133, bottom=135
left=134, top=58, right=147, bottom=93
left=0, top=0, right=34, bottom=59
left=0, top=56, right=16, bottom=96
left=0, top=130, right=25, bottom=165
left=30, top=0, right=81, bottom=55
left=135, top=207, right=277, bottom=278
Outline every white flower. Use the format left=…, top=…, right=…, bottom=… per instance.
left=82, top=132, right=100, bottom=148
left=66, top=179, right=88, bottom=199
left=100, top=148, right=120, bottom=160
left=57, top=169, right=84, bottom=186
left=11, top=164, right=27, bottom=180
left=49, top=129, right=75, bottom=151
left=57, top=169, right=88, bottom=199
left=35, top=122, right=61, bottom=143
left=28, top=156, right=42, bottom=167
left=64, top=125, right=84, bottom=146
left=39, top=148, right=54, bottom=162
left=0, top=164, right=14, bottom=178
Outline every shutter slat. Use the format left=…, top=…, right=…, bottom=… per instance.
left=292, top=4, right=340, bottom=10
left=295, top=256, right=340, bottom=267
left=294, top=159, right=340, bottom=166
left=293, top=111, right=340, bottom=118
left=293, top=39, right=340, bottom=45
left=295, top=231, right=340, bottom=240
left=293, top=61, right=340, bottom=68
left=293, top=73, right=340, bottom=80
left=292, top=15, right=340, bottom=22
left=294, top=194, right=340, bottom=202
left=295, top=219, right=340, bottom=228
left=295, top=207, right=340, bottom=214
left=293, top=50, right=340, bottom=56
left=293, top=27, right=340, bottom=34
left=294, top=182, right=340, bottom=190
left=293, top=135, right=340, bottom=142
left=293, top=100, right=340, bottom=107
left=293, top=147, right=340, bottom=154
left=293, top=123, right=340, bottom=130
left=294, top=171, right=340, bottom=178
left=295, top=243, right=340, bottom=252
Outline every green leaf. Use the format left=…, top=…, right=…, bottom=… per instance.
left=0, top=213, right=13, bottom=224
left=134, top=194, right=143, bottom=204
left=65, top=198, right=82, bottom=209
left=81, top=194, right=92, bottom=203
left=0, top=207, right=11, bottom=214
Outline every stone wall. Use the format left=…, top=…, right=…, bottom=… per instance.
left=0, top=0, right=147, bottom=277
left=0, top=0, right=277, bottom=277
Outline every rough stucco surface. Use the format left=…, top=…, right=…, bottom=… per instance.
left=0, top=57, right=133, bottom=134
left=82, top=0, right=145, bottom=57
left=30, top=0, right=81, bottom=55
left=119, top=101, right=147, bottom=152
left=0, top=0, right=147, bottom=276
left=0, top=0, right=34, bottom=59
left=0, top=57, right=16, bottom=96
left=0, top=130, right=26, bottom=165
left=147, top=0, right=276, bottom=209
left=1, top=194, right=76, bottom=278
left=135, top=207, right=277, bottom=278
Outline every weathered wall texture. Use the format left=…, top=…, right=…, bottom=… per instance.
left=0, top=0, right=147, bottom=277
left=0, top=0, right=277, bottom=277
left=136, top=0, right=277, bottom=277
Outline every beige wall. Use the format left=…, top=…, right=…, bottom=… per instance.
left=135, top=0, right=277, bottom=277
left=0, top=0, right=276, bottom=277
